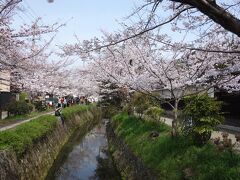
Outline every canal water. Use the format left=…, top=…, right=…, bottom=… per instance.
left=46, top=120, right=120, bottom=180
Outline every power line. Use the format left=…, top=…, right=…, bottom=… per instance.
left=24, top=0, right=39, bottom=19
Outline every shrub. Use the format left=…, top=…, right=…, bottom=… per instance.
left=19, top=92, right=28, bottom=102
left=122, top=103, right=134, bottom=115
left=34, top=101, right=47, bottom=112
left=7, top=101, right=33, bottom=115
left=182, top=93, right=224, bottom=145
left=131, top=92, right=152, bottom=118
left=28, top=103, right=34, bottom=112
left=102, top=106, right=119, bottom=118
left=144, top=106, right=165, bottom=122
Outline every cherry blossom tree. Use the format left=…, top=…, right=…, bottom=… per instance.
left=60, top=0, right=240, bottom=135
left=0, top=0, right=72, bottom=96
left=66, top=28, right=239, bottom=136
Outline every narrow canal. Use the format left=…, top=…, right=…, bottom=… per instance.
left=46, top=120, right=120, bottom=180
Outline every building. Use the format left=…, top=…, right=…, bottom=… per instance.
left=215, top=89, right=240, bottom=127
left=0, top=70, right=10, bottom=92
left=158, top=86, right=240, bottom=127
left=0, top=70, right=15, bottom=119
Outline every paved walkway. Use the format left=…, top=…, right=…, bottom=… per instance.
left=0, top=111, right=54, bottom=132
left=161, top=117, right=239, bottom=143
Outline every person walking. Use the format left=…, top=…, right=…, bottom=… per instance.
left=63, top=98, right=67, bottom=108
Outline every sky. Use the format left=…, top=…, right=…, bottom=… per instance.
left=17, top=0, right=142, bottom=46
left=13, top=0, right=195, bottom=66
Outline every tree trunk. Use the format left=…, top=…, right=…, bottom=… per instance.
left=171, top=99, right=179, bottom=137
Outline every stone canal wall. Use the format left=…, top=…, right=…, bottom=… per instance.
left=106, top=122, right=157, bottom=180
left=0, top=106, right=101, bottom=180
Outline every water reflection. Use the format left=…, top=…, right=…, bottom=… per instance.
left=51, top=121, right=120, bottom=180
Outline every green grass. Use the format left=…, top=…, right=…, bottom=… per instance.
left=0, top=108, right=53, bottom=127
left=112, top=113, right=240, bottom=180
left=61, top=104, right=92, bottom=119
left=0, top=115, right=57, bottom=157
left=0, top=105, right=92, bottom=158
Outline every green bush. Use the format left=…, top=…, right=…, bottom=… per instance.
left=131, top=92, right=152, bottom=117
left=19, top=92, right=28, bottom=102
left=28, top=103, right=34, bottom=112
left=144, top=106, right=165, bottom=122
left=7, top=101, right=33, bottom=115
left=34, top=101, right=47, bottom=112
left=101, top=106, right=119, bottom=118
left=122, top=103, right=134, bottom=115
left=182, top=94, right=224, bottom=145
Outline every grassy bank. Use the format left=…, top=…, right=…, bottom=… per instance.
left=0, top=105, right=91, bottom=158
left=61, top=105, right=91, bottom=118
left=0, top=109, right=53, bottom=127
left=0, top=115, right=57, bottom=157
left=112, top=113, right=240, bottom=179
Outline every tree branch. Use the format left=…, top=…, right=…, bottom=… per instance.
left=170, top=0, right=240, bottom=37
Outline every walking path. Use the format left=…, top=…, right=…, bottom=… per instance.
left=0, top=111, right=54, bottom=132
left=161, top=117, right=239, bottom=143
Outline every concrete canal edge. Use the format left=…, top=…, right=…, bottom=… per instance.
left=0, top=106, right=101, bottom=180
left=106, top=121, right=158, bottom=180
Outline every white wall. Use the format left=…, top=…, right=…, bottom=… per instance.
left=0, top=70, right=10, bottom=92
